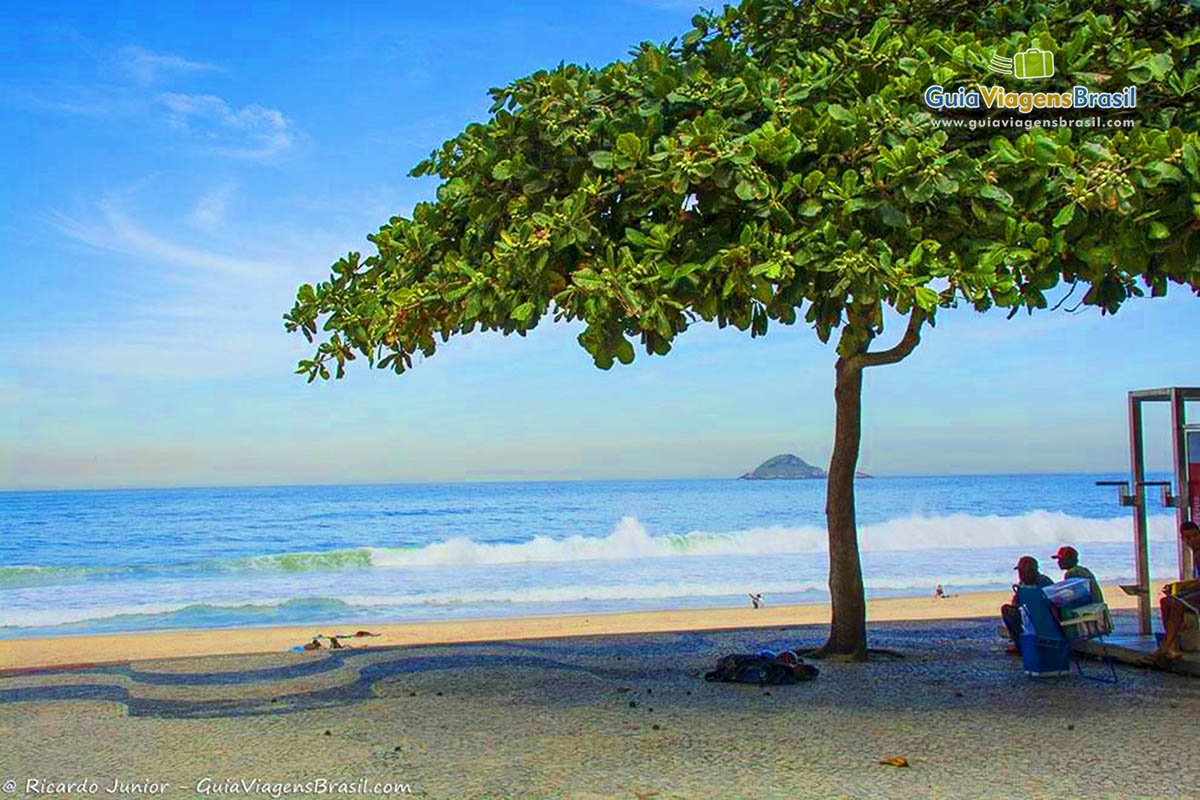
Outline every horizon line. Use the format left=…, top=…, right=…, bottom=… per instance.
left=0, top=468, right=1168, bottom=495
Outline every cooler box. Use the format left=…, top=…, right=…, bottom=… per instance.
left=1043, top=578, right=1091, bottom=607
left=1018, top=633, right=1072, bottom=677
left=1059, top=602, right=1113, bottom=638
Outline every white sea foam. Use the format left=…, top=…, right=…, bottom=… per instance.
left=2, top=512, right=1177, bottom=588
left=0, top=557, right=1161, bottom=631
left=0, top=603, right=199, bottom=628
left=0, top=579, right=901, bottom=629
left=366, top=511, right=1177, bottom=568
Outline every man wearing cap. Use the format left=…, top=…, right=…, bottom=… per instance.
left=1051, top=546, right=1104, bottom=605
left=1001, top=555, right=1054, bottom=646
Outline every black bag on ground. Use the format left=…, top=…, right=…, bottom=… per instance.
left=703, top=653, right=819, bottom=685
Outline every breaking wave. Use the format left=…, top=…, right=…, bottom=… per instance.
left=1, top=511, right=1176, bottom=589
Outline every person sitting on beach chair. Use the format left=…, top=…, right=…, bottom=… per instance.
left=1152, top=521, right=1200, bottom=662
left=1051, top=546, right=1104, bottom=605
left=1001, top=556, right=1054, bottom=649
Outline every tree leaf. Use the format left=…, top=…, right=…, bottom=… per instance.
left=879, top=203, right=906, bottom=227
left=616, top=132, right=642, bottom=159
left=511, top=302, right=535, bottom=321
left=590, top=151, right=614, bottom=170
left=827, top=104, right=856, bottom=124
left=615, top=338, right=635, bottom=364
left=914, top=287, right=939, bottom=310
left=978, top=185, right=1014, bottom=206
left=1053, top=203, right=1076, bottom=228
left=843, top=198, right=880, bottom=214
left=1183, top=143, right=1200, bottom=180
left=798, top=199, right=822, bottom=217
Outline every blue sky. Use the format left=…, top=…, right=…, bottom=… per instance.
left=1, top=1, right=1197, bottom=490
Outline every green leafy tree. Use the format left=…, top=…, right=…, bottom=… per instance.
left=287, top=0, right=1200, bottom=659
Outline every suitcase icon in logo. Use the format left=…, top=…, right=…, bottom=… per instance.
left=1013, top=48, right=1055, bottom=79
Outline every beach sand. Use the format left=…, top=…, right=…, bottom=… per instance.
left=0, top=583, right=1151, bottom=673
left=0, top=601, right=1196, bottom=800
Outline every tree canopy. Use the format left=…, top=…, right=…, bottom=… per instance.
left=286, top=0, right=1200, bottom=379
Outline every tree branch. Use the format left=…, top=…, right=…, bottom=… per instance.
left=847, top=310, right=926, bottom=370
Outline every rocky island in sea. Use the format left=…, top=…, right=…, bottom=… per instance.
left=739, top=453, right=872, bottom=480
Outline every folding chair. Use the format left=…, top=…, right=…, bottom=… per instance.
left=1016, top=586, right=1118, bottom=683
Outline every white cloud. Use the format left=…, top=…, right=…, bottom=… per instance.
left=117, top=45, right=217, bottom=85
left=9, top=44, right=297, bottom=161
left=188, top=183, right=235, bottom=232
left=159, top=92, right=293, bottom=159
left=29, top=189, right=362, bottom=381
left=54, top=193, right=281, bottom=281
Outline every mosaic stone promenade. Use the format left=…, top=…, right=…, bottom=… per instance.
left=1, top=614, right=1197, bottom=799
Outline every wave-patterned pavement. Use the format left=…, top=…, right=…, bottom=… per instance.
left=1, top=613, right=1198, bottom=799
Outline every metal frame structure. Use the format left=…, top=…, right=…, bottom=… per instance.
left=1102, top=388, right=1200, bottom=634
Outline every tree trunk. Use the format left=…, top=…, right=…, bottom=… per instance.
left=812, top=311, right=926, bottom=662
left=818, top=356, right=868, bottom=660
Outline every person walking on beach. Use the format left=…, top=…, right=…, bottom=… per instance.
left=1051, top=546, right=1104, bottom=605
left=1001, top=556, right=1054, bottom=648
left=1152, top=521, right=1200, bottom=662
left=748, top=593, right=764, bottom=609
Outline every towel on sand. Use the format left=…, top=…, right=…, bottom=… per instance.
left=704, top=652, right=819, bottom=685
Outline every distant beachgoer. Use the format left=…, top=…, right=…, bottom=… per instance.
left=1051, top=546, right=1104, bottom=604
left=934, top=584, right=945, bottom=599
left=1152, top=522, right=1200, bottom=662
left=1001, top=556, right=1054, bottom=648
left=303, top=637, right=322, bottom=651
left=749, top=593, right=764, bottom=609
left=320, top=630, right=380, bottom=649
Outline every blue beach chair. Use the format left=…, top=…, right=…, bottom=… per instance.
left=1016, top=586, right=1117, bottom=683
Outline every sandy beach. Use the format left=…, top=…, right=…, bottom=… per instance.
left=0, top=583, right=1149, bottom=672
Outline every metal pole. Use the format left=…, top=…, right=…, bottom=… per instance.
left=1169, top=389, right=1191, bottom=580
left=1129, top=393, right=1151, bottom=635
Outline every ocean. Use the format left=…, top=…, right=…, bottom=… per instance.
left=0, top=474, right=1183, bottom=639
